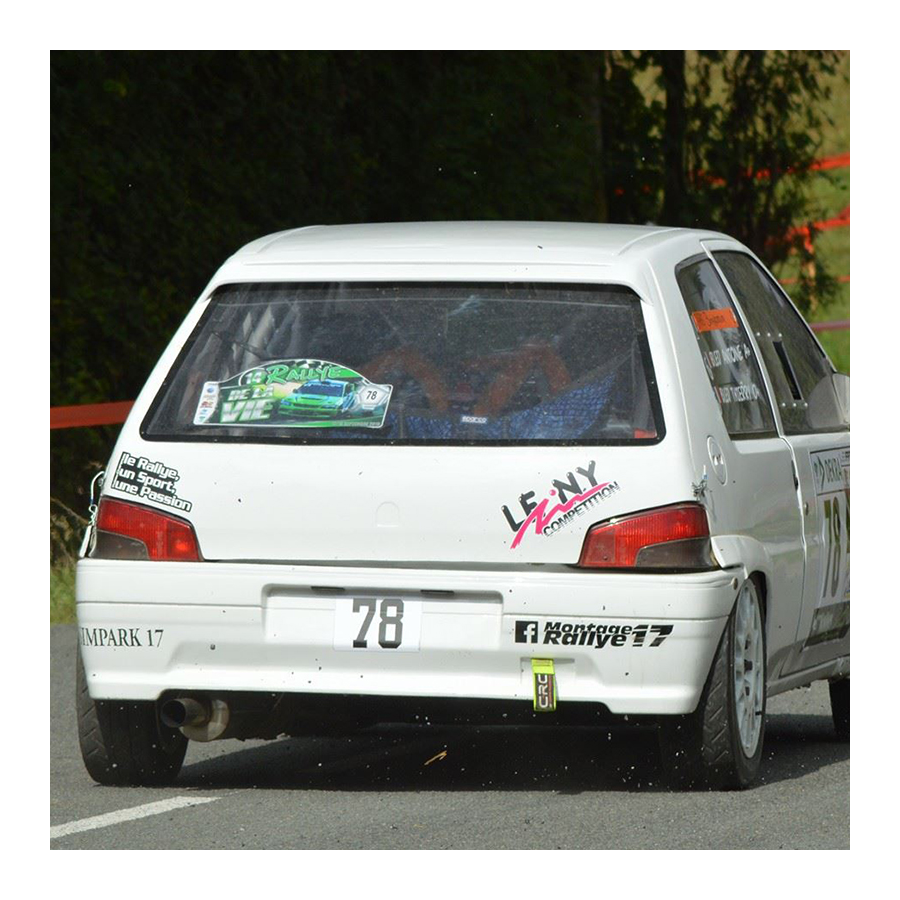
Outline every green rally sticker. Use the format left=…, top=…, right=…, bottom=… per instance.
left=193, top=359, right=393, bottom=429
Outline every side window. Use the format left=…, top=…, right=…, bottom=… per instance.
left=675, top=255, right=776, bottom=437
left=713, top=251, right=847, bottom=434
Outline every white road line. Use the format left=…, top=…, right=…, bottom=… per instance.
left=50, top=795, right=220, bottom=841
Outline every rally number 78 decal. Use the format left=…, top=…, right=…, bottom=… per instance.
left=333, top=597, right=423, bottom=652
left=352, top=598, right=404, bottom=649
left=821, top=492, right=850, bottom=603
left=810, top=447, right=850, bottom=608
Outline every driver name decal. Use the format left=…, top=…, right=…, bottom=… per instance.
left=501, top=460, right=620, bottom=548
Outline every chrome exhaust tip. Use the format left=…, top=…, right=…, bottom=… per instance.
left=160, top=697, right=230, bottom=742
left=160, top=697, right=208, bottom=729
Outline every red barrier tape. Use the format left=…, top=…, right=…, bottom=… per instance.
left=50, top=400, right=134, bottom=430
left=787, top=206, right=850, bottom=240
left=810, top=153, right=850, bottom=172
left=615, top=161, right=850, bottom=202
left=810, top=320, right=850, bottom=333
left=750, top=152, right=851, bottom=182
left=693, top=152, right=849, bottom=190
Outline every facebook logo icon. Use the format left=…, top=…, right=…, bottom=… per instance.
left=515, top=620, right=539, bottom=644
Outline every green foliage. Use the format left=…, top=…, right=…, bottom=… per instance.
left=51, top=495, right=88, bottom=564
left=681, top=51, right=844, bottom=312
left=51, top=563, right=77, bottom=624
left=817, top=330, right=849, bottom=375
left=50, top=496, right=84, bottom=623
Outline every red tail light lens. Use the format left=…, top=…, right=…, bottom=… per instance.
left=578, top=503, right=712, bottom=570
left=92, top=498, right=201, bottom=561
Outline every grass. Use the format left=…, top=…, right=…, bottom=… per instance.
left=51, top=562, right=77, bottom=624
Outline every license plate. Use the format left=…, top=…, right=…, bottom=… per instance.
left=333, top=597, right=423, bottom=651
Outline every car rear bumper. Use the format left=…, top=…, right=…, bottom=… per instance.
left=75, top=559, right=737, bottom=715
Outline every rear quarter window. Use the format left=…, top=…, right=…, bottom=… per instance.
left=675, top=256, right=776, bottom=438
left=713, top=251, right=847, bottom=435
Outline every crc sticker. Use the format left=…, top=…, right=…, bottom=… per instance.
left=501, top=460, right=620, bottom=549
left=192, top=359, right=393, bottom=429
left=110, top=452, right=192, bottom=513
left=514, top=619, right=673, bottom=649
left=531, top=659, right=557, bottom=712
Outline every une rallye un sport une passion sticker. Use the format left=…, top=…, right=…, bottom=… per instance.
left=193, top=359, right=393, bottom=429
left=110, top=452, right=193, bottom=512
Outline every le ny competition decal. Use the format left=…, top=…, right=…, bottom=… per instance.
left=501, top=459, right=620, bottom=549
left=193, top=359, right=393, bottom=429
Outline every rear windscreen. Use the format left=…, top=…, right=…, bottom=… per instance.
left=142, top=282, right=664, bottom=445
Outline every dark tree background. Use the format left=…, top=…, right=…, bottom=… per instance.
left=50, top=50, right=841, bottom=521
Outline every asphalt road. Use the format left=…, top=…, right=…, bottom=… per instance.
left=50, top=624, right=849, bottom=849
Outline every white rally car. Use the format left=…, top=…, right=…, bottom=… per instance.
left=75, top=222, right=849, bottom=789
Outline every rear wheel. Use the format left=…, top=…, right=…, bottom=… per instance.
left=660, top=576, right=767, bottom=789
left=829, top=678, right=850, bottom=740
left=77, top=651, right=187, bottom=786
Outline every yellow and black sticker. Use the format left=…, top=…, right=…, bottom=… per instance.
left=531, top=658, right=557, bottom=712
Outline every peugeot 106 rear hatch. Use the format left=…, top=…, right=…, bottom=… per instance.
left=127, top=281, right=683, bottom=565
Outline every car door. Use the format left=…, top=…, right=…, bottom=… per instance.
left=710, top=247, right=850, bottom=677
left=671, top=251, right=806, bottom=682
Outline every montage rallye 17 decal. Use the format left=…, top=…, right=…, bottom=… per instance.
left=111, top=452, right=192, bottom=512
left=514, top=618, right=674, bottom=649
left=193, top=359, right=393, bottom=429
left=501, top=459, right=620, bottom=549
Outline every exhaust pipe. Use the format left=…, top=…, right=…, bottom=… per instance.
left=161, top=698, right=208, bottom=728
left=160, top=696, right=230, bottom=742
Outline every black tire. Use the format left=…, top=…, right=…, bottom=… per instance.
left=829, top=678, right=850, bottom=740
left=77, top=651, right=187, bottom=786
left=659, top=577, right=767, bottom=790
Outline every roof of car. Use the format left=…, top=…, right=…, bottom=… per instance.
left=228, top=221, right=731, bottom=268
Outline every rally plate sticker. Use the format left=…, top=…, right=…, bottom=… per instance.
left=193, top=358, right=393, bottom=429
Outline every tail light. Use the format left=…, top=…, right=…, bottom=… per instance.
left=578, top=503, right=712, bottom=570
left=91, top=498, right=201, bottom=561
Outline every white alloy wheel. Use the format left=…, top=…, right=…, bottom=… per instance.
left=733, top=579, right=765, bottom=757
left=659, top=574, right=767, bottom=788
